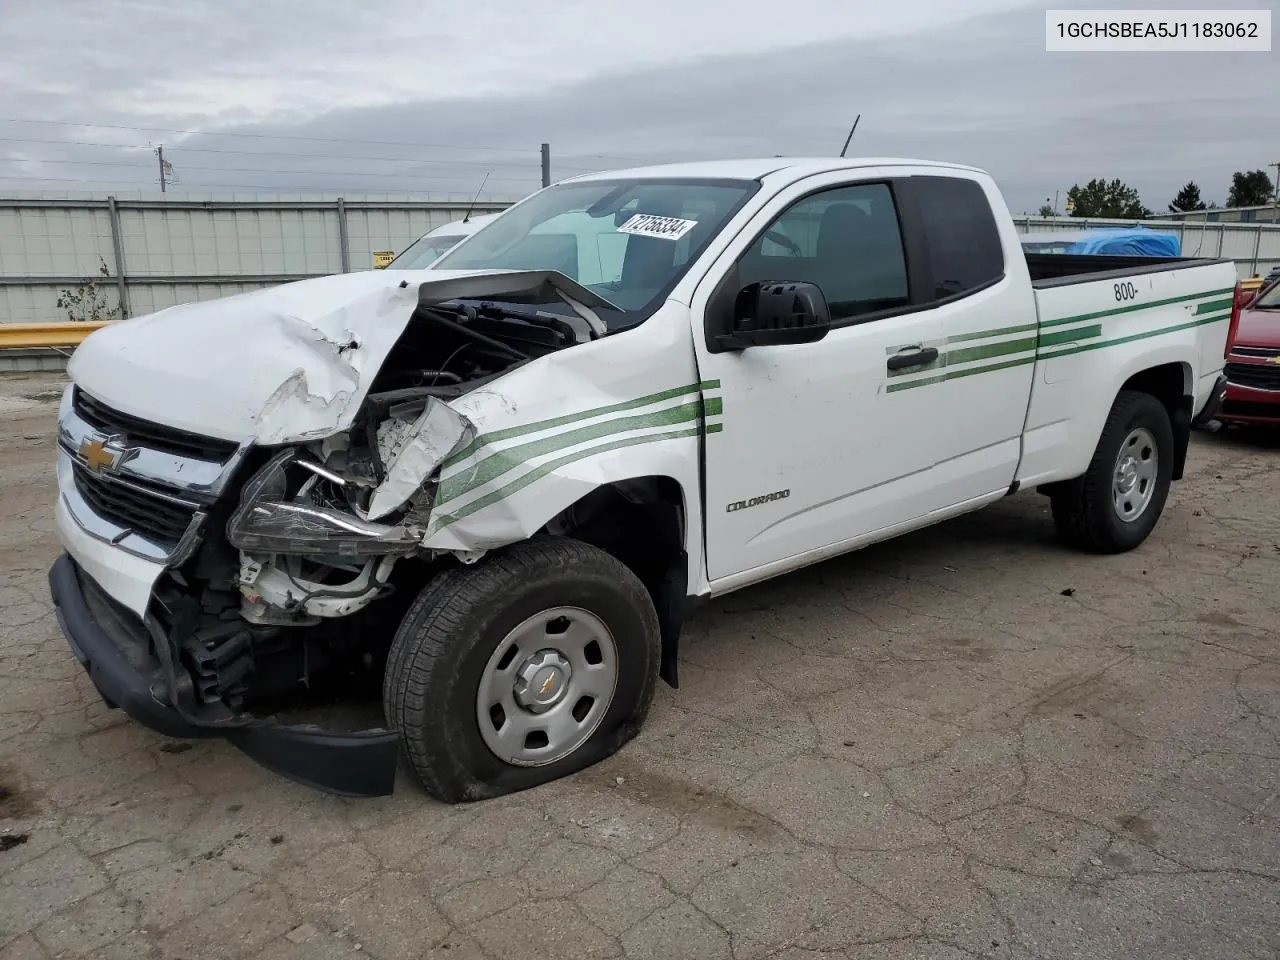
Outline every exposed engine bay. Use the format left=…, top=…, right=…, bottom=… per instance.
left=225, top=283, right=609, bottom=630
left=67, top=268, right=643, bottom=743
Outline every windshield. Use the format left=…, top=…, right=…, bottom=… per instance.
left=433, top=178, right=758, bottom=327
left=388, top=233, right=468, bottom=269
left=1254, top=279, right=1280, bottom=309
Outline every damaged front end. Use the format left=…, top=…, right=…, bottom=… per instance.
left=52, top=269, right=607, bottom=797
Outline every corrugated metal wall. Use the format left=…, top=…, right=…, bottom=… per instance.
left=4, top=197, right=1278, bottom=325
left=0, top=191, right=518, bottom=323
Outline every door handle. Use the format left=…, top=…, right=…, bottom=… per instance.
left=886, top=346, right=939, bottom=371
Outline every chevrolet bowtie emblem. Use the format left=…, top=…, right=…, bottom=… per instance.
left=79, top=437, right=119, bottom=472
left=540, top=675, right=557, bottom=696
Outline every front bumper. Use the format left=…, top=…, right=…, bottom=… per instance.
left=48, top=554, right=400, bottom=797
left=1217, top=379, right=1280, bottom=425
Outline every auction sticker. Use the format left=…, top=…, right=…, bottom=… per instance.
left=617, top=214, right=698, bottom=241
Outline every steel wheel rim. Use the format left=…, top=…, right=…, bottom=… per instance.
left=1112, top=426, right=1158, bottom=523
left=476, top=606, right=619, bottom=767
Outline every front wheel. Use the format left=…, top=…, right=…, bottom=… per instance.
left=382, top=538, right=661, bottom=803
left=1051, top=390, right=1174, bottom=554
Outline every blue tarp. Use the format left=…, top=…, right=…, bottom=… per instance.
left=1060, top=229, right=1180, bottom=257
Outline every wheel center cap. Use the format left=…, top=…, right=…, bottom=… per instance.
left=1117, top=458, right=1138, bottom=493
left=514, top=650, right=573, bottom=713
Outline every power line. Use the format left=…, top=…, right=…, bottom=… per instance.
left=0, top=116, right=564, bottom=157
left=0, top=173, right=529, bottom=193
left=0, top=122, right=655, bottom=166
left=0, top=136, right=548, bottom=169
left=0, top=158, right=540, bottom=184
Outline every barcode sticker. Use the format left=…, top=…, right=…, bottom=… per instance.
left=616, top=214, right=698, bottom=241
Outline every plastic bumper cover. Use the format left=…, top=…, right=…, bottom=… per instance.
left=1217, top=378, right=1280, bottom=424
left=48, top=553, right=400, bottom=797
left=1193, top=373, right=1230, bottom=427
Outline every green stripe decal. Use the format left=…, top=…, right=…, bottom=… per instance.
left=944, top=336, right=1038, bottom=367
left=1037, top=323, right=1102, bottom=348
left=432, top=425, right=703, bottom=530
left=946, top=322, right=1039, bottom=344
left=1196, top=297, right=1232, bottom=315
left=705, top=396, right=724, bottom=416
left=1038, top=311, right=1231, bottom=361
left=887, top=307, right=1230, bottom=393
left=888, top=355, right=1036, bottom=392
left=1040, top=287, right=1235, bottom=328
left=438, top=399, right=704, bottom=504
left=443, top=379, right=720, bottom=467
left=888, top=335, right=1038, bottom=378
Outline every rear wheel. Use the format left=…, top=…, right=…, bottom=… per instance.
left=383, top=538, right=660, bottom=803
left=1051, top=390, right=1174, bottom=553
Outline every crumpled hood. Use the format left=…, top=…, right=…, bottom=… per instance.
left=66, top=268, right=606, bottom=445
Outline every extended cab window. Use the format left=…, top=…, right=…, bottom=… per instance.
left=910, top=176, right=1005, bottom=300
left=738, top=183, right=910, bottom=322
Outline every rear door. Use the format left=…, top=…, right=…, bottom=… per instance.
left=891, top=174, right=1040, bottom=504
left=689, top=173, right=946, bottom=583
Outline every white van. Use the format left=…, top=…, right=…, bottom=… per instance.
left=387, top=213, right=500, bottom=269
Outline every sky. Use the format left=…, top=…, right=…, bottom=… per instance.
left=0, top=0, right=1276, bottom=213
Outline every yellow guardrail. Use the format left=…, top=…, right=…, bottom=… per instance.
left=1242, top=277, right=1264, bottom=292
left=0, top=321, right=111, bottom=349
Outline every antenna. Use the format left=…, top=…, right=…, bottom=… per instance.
left=462, top=172, right=490, bottom=223
left=839, top=115, right=861, bottom=158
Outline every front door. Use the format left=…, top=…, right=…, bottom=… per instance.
left=690, top=175, right=946, bottom=583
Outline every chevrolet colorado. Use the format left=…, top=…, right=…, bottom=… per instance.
left=48, top=157, right=1243, bottom=802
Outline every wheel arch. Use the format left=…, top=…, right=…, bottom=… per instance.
left=543, top=475, right=693, bottom=688
left=1119, top=361, right=1193, bottom=480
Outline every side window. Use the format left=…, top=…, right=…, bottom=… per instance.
left=738, top=183, right=909, bottom=322
left=911, top=176, right=1004, bottom=300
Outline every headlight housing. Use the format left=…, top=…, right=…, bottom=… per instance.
left=227, top=449, right=421, bottom=556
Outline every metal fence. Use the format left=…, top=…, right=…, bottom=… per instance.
left=4, top=198, right=1279, bottom=328
left=0, top=192, right=519, bottom=324
left=1012, top=215, right=1280, bottom=278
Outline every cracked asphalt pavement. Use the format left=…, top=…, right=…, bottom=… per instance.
left=1, top=371, right=1278, bottom=960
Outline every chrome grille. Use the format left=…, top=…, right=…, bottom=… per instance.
left=58, top=385, right=247, bottom=563
left=1225, top=362, right=1280, bottom=391
left=1232, top=345, right=1280, bottom=359
left=72, top=465, right=199, bottom=549
left=73, top=388, right=239, bottom=462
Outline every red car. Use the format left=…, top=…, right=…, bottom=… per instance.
left=1220, top=279, right=1280, bottom=425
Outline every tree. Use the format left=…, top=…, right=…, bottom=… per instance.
left=1037, top=204, right=1056, bottom=217
left=1227, top=170, right=1274, bottom=207
left=55, top=258, right=121, bottom=323
left=1169, top=181, right=1207, bottom=213
left=1066, top=179, right=1152, bottom=219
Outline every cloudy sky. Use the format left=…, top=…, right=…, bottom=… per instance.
left=0, top=0, right=1276, bottom=213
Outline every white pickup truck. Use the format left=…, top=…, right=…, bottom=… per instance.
left=49, top=157, right=1244, bottom=802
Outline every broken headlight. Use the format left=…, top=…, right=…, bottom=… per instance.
left=227, top=449, right=420, bottom=556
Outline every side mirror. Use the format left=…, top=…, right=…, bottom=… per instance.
left=714, top=281, right=831, bottom=351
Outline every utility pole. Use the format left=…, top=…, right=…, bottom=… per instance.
left=1271, top=161, right=1280, bottom=223
left=157, top=144, right=167, bottom=193
left=540, top=143, right=551, bottom=188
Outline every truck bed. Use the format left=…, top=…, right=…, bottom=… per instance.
left=1026, top=252, right=1232, bottom=287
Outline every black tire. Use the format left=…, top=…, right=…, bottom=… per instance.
left=382, top=537, right=661, bottom=803
left=1050, top=389, right=1174, bottom=554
